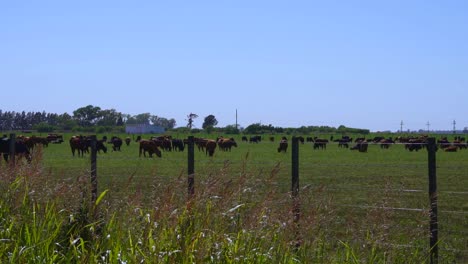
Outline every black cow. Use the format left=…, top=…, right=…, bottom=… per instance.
left=172, top=139, right=185, bottom=152
left=109, top=136, right=123, bottom=151
left=0, top=137, right=31, bottom=163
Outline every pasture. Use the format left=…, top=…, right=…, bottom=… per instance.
left=1, top=132, right=467, bottom=262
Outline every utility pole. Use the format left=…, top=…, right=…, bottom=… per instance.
left=426, top=122, right=430, bottom=133
left=453, top=120, right=456, bottom=134
left=400, top=120, right=404, bottom=133
left=235, top=109, right=238, bottom=130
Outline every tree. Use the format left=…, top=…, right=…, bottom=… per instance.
left=186, top=113, right=198, bottom=129
left=150, top=115, right=177, bottom=129
left=73, top=105, right=102, bottom=127
left=97, top=109, right=121, bottom=126
left=202, top=115, right=218, bottom=129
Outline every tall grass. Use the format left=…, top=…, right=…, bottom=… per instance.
left=0, top=145, right=462, bottom=263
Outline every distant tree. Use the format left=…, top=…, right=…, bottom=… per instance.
left=186, top=113, right=198, bottom=129
left=223, top=124, right=240, bottom=134
left=97, top=109, right=121, bottom=126
left=73, top=105, right=102, bottom=127
left=131, top=113, right=151, bottom=125
left=150, top=116, right=177, bottom=129
left=202, top=115, right=218, bottom=129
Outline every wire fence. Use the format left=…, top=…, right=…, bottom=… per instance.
left=2, top=134, right=468, bottom=262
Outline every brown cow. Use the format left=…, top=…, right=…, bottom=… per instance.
left=351, top=140, right=368, bottom=152
left=139, top=140, right=162, bottom=158
left=205, top=140, right=217, bottom=157
left=218, top=138, right=237, bottom=151
left=277, top=139, right=288, bottom=153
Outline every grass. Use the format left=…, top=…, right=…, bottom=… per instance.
left=0, top=132, right=467, bottom=263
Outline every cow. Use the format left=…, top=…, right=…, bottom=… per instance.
left=152, top=136, right=172, bottom=151
left=0, top=137, right=31, bottom=163
left=278, top=139, right=288, bottom=153
left=24, top=136, right=49, bottom=151
left=172, top=139, right=185, bottom=152
left=139, top=140, right=162, bottom=158
left=195, top=138, right=208, bottom=152
left=46, top=133, right=64, bottom=144
left=351, top=140, right=368, bottom=152
left=249, top=135, right=261, bottom=143
left=109, top=136, right=123, bottom=151
left=379, top=138, right=394, bottom=149
left=241, top=136, right=248, bottom=142
left=205, top=140, right=217, bottom=157
left=269, top=136, right=275, bottom=142
left=70, top=136, right=107, bottom=157
left=296, top=136, right=305, bottom=144
left=125, top=137, right=131, bottom=146
left=218, top=138, right=237, bottom=151
left=444, top=145, right=458, bottom=152
left=313, top=137, right=328, bottom=150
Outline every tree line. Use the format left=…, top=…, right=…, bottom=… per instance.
left=0, top=106, right=370, bottom=135
left=0, top=105, right=177, bottom=133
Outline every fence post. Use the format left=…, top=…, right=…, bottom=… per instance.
left=427, top=137, right=438, bottom=264
left=291, top=136, right=301, bottom=248
left=188, top=136, right=195, bottom=199
left=9, top=133, right=16, bottom=167
left=90, top=135, right=98, bottom=205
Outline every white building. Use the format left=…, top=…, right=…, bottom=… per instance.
left=125, top=124, right=165, bottom=134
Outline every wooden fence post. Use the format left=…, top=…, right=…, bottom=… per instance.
left=427, top=137, right=438, bottom=264
left=90, top=135, right=98, bottom=205
left=291, top=136, right=301, bottom=248
left=188, top=136, right=195, bottom=199
left=9, top=133, right=16, bottom=167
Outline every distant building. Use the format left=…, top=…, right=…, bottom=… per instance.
left=125, top=124, right=165, bottom=134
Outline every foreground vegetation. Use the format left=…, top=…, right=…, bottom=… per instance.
left=0, top=132, right=467, bottom=263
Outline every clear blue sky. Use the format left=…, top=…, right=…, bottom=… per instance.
left=1, top=1, right=467, bottom=132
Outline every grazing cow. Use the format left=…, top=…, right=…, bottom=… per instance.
left=444, top=145, right=458, bottom=152
left=172, top=139, right=185, bottom=152
left=437, top=137, right=451, bottom=149
left=249, top=135, right=261, bottom=143
left=70, top=136, right=107, bottom=157
left=0, top=137, right=31, bottom=163
left=241, top=136, right=248, bottom=142
left=24, top=136, right=49, bottom=151
left=405, top=138, right=426, bottom=152
left=372, top=136, right=385, bottom=143
left=195, top=138, right=208, bottom=152
left=205, top=140, right=217, bottom=157
left=306, top=137, right=314, bottom=142
left=125, top=137, right=131, bottom=146
left=139, top=140, right=162, bottom=158
left=70, top=136, right=88, bottom=157
left=269, top=136, right=275, bottom=142
left=351, top=140, right=368, bottom=152
left=313, top=137, right=328, bottom=150
left=296, top=136, right=305, bottom=144
left=278, top=139, right=288, bottom=153
left=46, top=133, right=64, bottom=144
left=379, top=138, right=394, bottom=149
left=218, top=138, right=237, bottom=151
left=136, top=135, right=142, bottom=142
left=109, top=136, right=123, bottom=151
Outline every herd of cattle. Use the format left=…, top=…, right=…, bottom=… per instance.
left=0, top=133, right=466, bottom=162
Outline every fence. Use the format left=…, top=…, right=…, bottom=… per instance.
left=3, top=134, right=466, bottom=263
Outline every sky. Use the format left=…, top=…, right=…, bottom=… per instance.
left=1, top=1, right=467, bottom=132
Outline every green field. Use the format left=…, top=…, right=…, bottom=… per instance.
left=1, top=132, right=467, bottom=263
